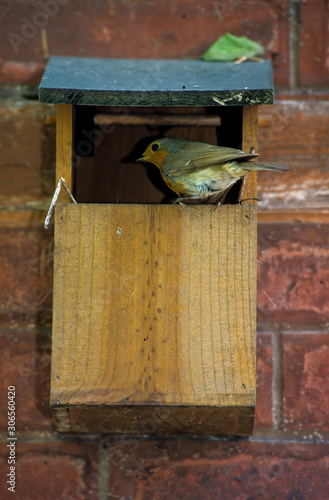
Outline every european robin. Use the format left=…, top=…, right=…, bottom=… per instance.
left=136, top=137, right=291, bottom=204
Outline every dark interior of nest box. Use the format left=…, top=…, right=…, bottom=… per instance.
left=74, top=105, right=243, bottom=205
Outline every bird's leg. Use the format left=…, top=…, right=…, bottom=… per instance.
left=237, top=197, right=260, bottom=204
left=174, top=195, right=206, bottom=205
left=210, top=186, right=232, bottom=207
left=174, top=197, right=185, bottom=206
left=213, top=195, right=226, bottom=211
left=174, top=198, right=186, bottom=210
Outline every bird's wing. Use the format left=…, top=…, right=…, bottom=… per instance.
left=163, top=144, right=258, bottom=176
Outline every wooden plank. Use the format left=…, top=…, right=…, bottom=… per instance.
left=4, top=207, right=329, bottom=230
left=94, top=113, right=221, bottom=127
left=46, top=113, right=272, bottom=128
left=39, top=57, right=273, bottom=106
left=51, top=203, right=257, bottom=435
left=241, top=105, right=258, bottom=203
left=56, top=104, right=73, bottom=203
left=52, top=404, right=254, bottom=435
left=65, top=405, right=254, bottom=435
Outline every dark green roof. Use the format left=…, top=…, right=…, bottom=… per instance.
left=39, top=56, right=273, bottom=106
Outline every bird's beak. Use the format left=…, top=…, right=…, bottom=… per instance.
left=135, top=155, right=148, bottom=163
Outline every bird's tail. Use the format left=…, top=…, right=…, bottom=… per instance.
left=245, top=161, right=292, bottom=172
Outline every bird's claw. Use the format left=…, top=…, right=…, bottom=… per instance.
left=174, top=198, right=186, bottom=210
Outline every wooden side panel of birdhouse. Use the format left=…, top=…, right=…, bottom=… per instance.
left=56, top=104, right=74, bottom=203
left=241, top=105, right=258, bottom=204
left=51, top=203, right=257, bottom=435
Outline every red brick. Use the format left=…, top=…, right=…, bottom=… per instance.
left=283, top=332, right=329, bottom=432
left=0, top=228, right=53, bottom=314
left=257, top=222, right=329, bottom=324
left=255, top=333, right=273, bottom=429
left=108, top=440, right=329, bottom=499
left=0, top=441, right=99, bottom=500
left=1, top=1, right=288, bottom=84
left=0, top=61, right=45, bottom=84
left=258, top=100, right=329, bottom=210
left=299, top=0, right=329, bottom=86
left=0, top=330, right=53, bottom=431
left=271, top=2, right=290, bottom=87
left=0, top=100, right=56, bottom=209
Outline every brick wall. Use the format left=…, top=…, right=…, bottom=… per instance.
left=0, top=1, right=328, bottom=498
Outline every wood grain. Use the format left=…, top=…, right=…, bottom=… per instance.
left=241, top=105, right=258, bottom=204
left=94, top=113, right=221, bottom=127
left=51, top=203, right=257, bottom=434
left=56, top=104, right=73, bottom=203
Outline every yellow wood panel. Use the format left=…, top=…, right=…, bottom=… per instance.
left=56, top=104, right=73, bottom=202
left=241, top=105, right=258, bottom=203
left=51, top=204, right=256, bottom=421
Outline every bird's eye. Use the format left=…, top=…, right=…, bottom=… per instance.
left=151, top=143, right=159, bottom=152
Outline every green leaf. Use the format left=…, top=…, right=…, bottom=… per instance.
left=202, top=33, right=264, bottom=62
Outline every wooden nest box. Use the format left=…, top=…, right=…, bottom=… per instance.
left=39, top=56, right=274, bottom=435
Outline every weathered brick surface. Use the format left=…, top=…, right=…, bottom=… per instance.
left=257, top=222, right=329, bottom=324
left=0, top=61, right=45, bottom=83
left=255, top=333, right=273, bottom=429
left=299, top=0, right=329, bottom=86
left=1, top=1, right=289, bottom=84
left=0, top=441, right=99, bottom=500
left=3, top=0, right=327, bottom=89
left=0, top=228, right=53, bottom=314
left=258, top=100, right=329, bottom=210
left=108, top=440, right=329, bottom=499
left=283, top=332, right=329, bottom=432
left=0, top=330, right=53, bottom=431
left=0, top=100, right=55, bottom=209
left=270, top=1, right=290, bottom=88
